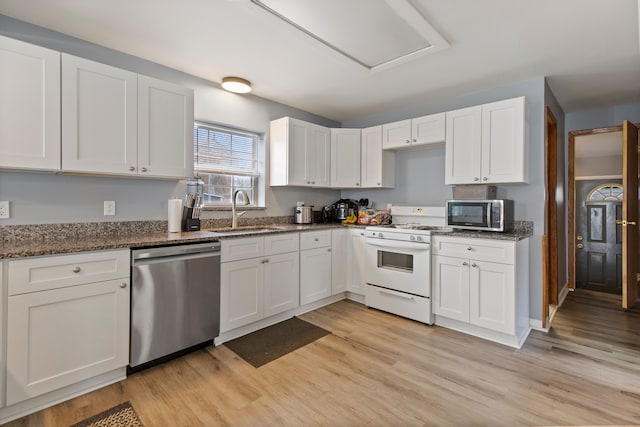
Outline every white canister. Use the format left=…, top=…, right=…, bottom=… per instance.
left=168, top=198, right=183, bottom=232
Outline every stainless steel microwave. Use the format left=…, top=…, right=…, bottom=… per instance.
left=446, top=199, right=514, bottom=232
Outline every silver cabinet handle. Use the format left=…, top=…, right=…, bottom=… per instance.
left=483, top=177, right=488, bottom=181
left=405, top=139, right=410, bottom=144
left=261, top=258, right=269, bottom=264
left=412, top=138, right=417, bottom=143
left=315, top=237, right=319, bottom=241
left=471, top=263, right=478, bottom=268
left=377, top=182, right=381, bottom=186
left=462, top=261, right=468, bottom=266
left=356, top=182, right=360, bottom=186
left=141, top=167, right=147, bottom=172
left=129, top=166, right=135, bottom=171
left=120, top=282, right=127, bottom=288
left=72, top=266, right=81, bottom=273
left=474, top=177, right=479, bottom=181
left=327, top=248, right=331, bottom=252
left=467, top=246, right=472, bottom=251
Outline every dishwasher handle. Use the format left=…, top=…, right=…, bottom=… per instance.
left=133, top=242, right=220, bottom=261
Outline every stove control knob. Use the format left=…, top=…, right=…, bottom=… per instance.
left=416, top=236, right=422, bottom=242
left=379, top=232, right=383, bottom=238
left=410, top=235, right=415, bottom=241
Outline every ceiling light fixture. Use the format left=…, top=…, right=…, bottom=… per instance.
left=221, top=76, right=252, bottom=93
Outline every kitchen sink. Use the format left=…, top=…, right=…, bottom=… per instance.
left=208, top=226, right=291, bottom=235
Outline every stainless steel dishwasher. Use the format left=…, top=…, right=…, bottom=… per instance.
left=129, top=242, right=220, bottom=371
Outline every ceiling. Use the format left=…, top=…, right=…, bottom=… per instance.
left=0, top=0, right=638, bottom=123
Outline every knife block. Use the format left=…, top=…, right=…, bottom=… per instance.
left=181, top=207, right=201, bottom=231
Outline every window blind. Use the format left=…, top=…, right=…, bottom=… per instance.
left=194, top=122, right=259, bottom=176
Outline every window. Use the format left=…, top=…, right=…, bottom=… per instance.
left=194, top=122, right=263, bottom=206
left=586, top=183, right=623, bottom=202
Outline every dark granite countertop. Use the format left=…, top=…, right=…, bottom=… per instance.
left=0, top=223, right=353, bottom=259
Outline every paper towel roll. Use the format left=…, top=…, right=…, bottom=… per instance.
left=168, top=198, right=182, bottom=233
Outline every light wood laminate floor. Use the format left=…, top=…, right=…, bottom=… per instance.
left=6, top=289, right=640, bottom=426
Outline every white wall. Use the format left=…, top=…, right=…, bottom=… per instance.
left=0, top=14, right=341, bottom=225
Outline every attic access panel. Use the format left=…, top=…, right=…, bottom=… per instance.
left=251, top=0, right=449, bottom=72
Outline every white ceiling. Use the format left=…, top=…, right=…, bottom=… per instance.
left=0, top=0, right=639, bottom=123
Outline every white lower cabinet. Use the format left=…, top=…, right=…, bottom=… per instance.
left=300, top=230, right=332, bottom=305
left=349, top=229, right=367, bottom=295
left=220, top=234, right=299, bottom=333
left=5, top=250, right=130, bottom=406
left=432, top=236, right=529, bottom=348
left=331, top=228, right=350, bottom=295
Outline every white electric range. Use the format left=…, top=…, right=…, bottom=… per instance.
left=363, top=206, right=451, bottom=324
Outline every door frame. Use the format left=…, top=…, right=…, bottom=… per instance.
left=542, top=107, right=559, bottom=328
left=568, top=125, right=622, bottom=290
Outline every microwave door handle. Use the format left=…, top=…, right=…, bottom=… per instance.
left=487, top=204, right=492, bottom=227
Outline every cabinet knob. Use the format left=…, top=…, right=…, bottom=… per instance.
left=314, top=237, right=319, bottom=241
left=471, top=263, right=478, bottom=268
left=462, top=261, right=468, bottom=266
left=356, top=182, right=360, bottom=186
left=405, top=139, right=411, bottom=144
left=120, top=282, right=127, bottom=288
left=312, top=181, right=315, bottom=184
left=377, top=182, right=381, bottom=186
left=412, top=139, right=417, bottom=143
left=474, top=177, right=480, bottom=182
left=482, top=177, right=488, bottom=181
left=129, top=166, right=135, bottom=172
left=327, top=248, right=331, bottom=252
left=262, top=258, right=269, bottom=263
left=72, top=266, right=81, bottom=273
left=467, top=246, right=472, bottom=251
left=141, top=167, right=147, bottom=172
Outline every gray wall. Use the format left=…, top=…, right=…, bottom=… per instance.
left=0, top=15, right=341, bottom=225
left=342, top=78, right=548, bottom=322
left=566, top=102, right=640, bottom=134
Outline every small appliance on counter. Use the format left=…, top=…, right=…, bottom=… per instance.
left=446, top=199, right=514, bottom=232
left=322, top=198, right=359, bottom=222
left=182, top=177, right=204, bottom=231
left=294, top=202, right=314, bottom=224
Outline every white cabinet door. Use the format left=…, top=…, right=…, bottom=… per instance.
left=349, top=229, right=367, bottom=295
left=432, top=255, right=470, bottom=322
left=382, top=119, right=411, bottom=149
left=331, top=128, right=361, bottom=188
left=331, top=228, right=350, bottom=295
left=481, top=96, right=527, bottom=184
left=61, top=54, right=138, bottom=175
left=264, top=252, right=299, bottom=317
left=138, top=75, right=194, bottom=179
left=6, top=279, right=130, bottom=405
left=309, top=124, right=331, bottom=187
left=0, top=36, right=60, bottom=171
left=412, top=112, right=445, bottom=146
left=469, top=260, right=515, bottom=334
left=300, top=247, right=332, bottom=305
left=361, top=125, right=395, bottom=188
left=220, top=258, right=264, bottom=332
left=445, top=105, right=482, bottom=184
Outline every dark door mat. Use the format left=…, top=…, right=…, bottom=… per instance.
left=70, top=401, right=143, bottom=427
left=224, top=317, right=330, bottom=367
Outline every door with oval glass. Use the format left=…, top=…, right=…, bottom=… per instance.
left=575, top=180, right=623, bottom=294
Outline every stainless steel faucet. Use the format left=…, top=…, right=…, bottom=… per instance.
left=232, top=189, right=250, bottom=228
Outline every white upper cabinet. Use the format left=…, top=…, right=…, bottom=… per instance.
left=0, top=36, right=61, bottom=171
left=330, top=128, right=361, bottom=188
left=382, top=112, right=445, bottom=150
left=445, top=96, right=528, bottom=184
left=138, top=75, right=194, bottom=179
left=62, top=54, right=194, bottom=178
left=270, top=117, right=331, bottom=187
left=61, top=54, right=138, bottom=175
left=361, top=125, right=395, bottom=188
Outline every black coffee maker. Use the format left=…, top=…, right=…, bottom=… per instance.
left=323, top=199, right=358, bottom=222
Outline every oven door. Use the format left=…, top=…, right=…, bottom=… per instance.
left=364, top=238, right=431, bottom=297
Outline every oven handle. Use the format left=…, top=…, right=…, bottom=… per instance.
left=365, top=237, right=430, bottom=251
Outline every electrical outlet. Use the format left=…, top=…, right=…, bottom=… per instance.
left=104, top=201, right=116, bottom=216
left=0, top=201, right=9, bottom=219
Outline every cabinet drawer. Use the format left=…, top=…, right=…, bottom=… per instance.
left=221, top=237, right=264, bottom=262
left=8, top=249, right=130, bottom=295
left=300, top=230, right=331, bottom=250
left=364, top=285, right=432, bottom=324
left=432, top=236, right=514, bottom=264
left=265, top=233, right=299, bottom=255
